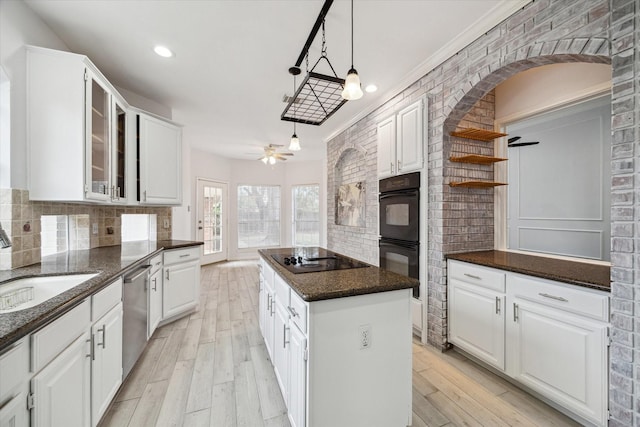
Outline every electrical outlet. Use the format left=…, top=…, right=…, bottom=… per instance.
left=359, top=324, right=372, bottom=349
left=92, top=223, right=98, bottom=235
left=163, top=219, right=170, bottom=229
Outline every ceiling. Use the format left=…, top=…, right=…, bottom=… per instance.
left=24, top=0, right=527, bottom=163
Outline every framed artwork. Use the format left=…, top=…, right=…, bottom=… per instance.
left=336, top=181, right=366, bottom=227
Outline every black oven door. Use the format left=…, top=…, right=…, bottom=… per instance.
left=379, top=238, right=419, bottom=298
left=379, top=189, right=419, bottom=241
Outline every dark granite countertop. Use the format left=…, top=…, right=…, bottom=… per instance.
left=0, top=240, right=203, bottom=351
left=446, top=250, right=610, bottom=292
left=259, top=247, right=419, bottom=302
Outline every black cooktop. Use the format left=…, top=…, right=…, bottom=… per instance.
left=271, top=248, right=370, bottom=274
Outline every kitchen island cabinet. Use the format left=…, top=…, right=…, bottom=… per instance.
left=259, top=248, right=417, bottom=427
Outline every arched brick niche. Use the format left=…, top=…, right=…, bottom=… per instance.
left=328, top=143, right=378, bottom=263
left=427, top=35, right=612, bottom=353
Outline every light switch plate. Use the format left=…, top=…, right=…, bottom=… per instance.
left=163, top=219, right=170, bottom=229
left=92, top=223, right=98, bottom=235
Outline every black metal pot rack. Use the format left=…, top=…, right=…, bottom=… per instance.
left=281, top=0, right=347, bottom=126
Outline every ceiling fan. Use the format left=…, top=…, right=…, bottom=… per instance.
left=257, top=144, right=294, bottom=165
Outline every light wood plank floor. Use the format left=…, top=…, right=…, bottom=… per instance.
left=100, top=260, right=580, bottom=427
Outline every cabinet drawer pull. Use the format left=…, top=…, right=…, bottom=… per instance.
left=288, top=306, right=299, bottom=318
left=98, top=324, right=106, bottom=349
left=283, top=325, right=290, bottom=348
left=166, top=270, right=170, bottom=281
left=179, top=254, right=191, bottom=258
left=495, top=297, right=500, bottom=314
left=152, top=277, right=157, bottom=291
left=87, top=336, right=95, bottom=360
left=538, top=293, right=568, bottom=302
left=464, top=273, right=481, bottom=280
left=513, top=303, right=519, bottom=322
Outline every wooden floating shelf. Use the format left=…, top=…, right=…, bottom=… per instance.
left=450, top=128, right=507, bottom=142
left=449, top=154, right=507, bottom=165
left=449, top=181, right=507, bottom=188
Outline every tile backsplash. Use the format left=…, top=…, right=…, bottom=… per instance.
left=0, top=188, right=172, bottom=270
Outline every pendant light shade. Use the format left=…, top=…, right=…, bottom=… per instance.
left=341, top=67, right=363, bottom=100
left=289, top=133, right=301, bottom=151
left=342, top=0, right=362, bottom=101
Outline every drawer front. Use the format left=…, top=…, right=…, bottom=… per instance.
left=0, top=337, right=29, bottom=402
left=274, top=273, right=290, bottom=305
left=92, top=278, right=123, bottom=322
left=289, top=290, right=308, bottom=334
left=150, top=254, right=163, bottom=274
left=164, top=246, right=201, bottom=266
left=31, top=299, right=90, bottom=373
left=448, top=260, right=506, bottom=293
left=509, top=274, right=609, bottom=321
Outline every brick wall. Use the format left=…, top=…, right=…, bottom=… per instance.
left=327, top=0, right=639, bottom=424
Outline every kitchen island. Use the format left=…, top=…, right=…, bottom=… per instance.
left=258, top=247, right=418, bottom=427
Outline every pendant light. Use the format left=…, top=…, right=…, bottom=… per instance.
left=289, top=69, right=302, bottom=151
left=341, top=0, right=363, bottom=100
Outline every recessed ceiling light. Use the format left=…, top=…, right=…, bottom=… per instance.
left=154, top=45, right=174, bottom=58
left=365, top=84, right=378, bottom=93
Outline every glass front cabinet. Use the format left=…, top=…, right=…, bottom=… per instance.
left=85, top=71, right=129, bottom=203
left=27, top=46, right=181, bottom=206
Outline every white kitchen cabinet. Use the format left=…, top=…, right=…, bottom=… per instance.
left=287, top=322, right=307, bottom=427
left=31, top=331, right=91, bottom=427
left=148, top=267, right=163, bottom=338
left=260, top=260, right=276, bottom=360
left=163, top=247, right=200, bottom=319
left=27, top=46, right=129, bottom=204
left=137, top=112, right=183, bottom=205
left=377, top=98, right=424, bottom=178
left=274, top=298, right=290, bottom=402
left=0, top=336, right=29, bottom=427
left=448, top=260, right=506, bottom=370
left=0, top=392, right=27, bottom=427
left=507, top=275, right=609, bottom=427
left=447, top=260, right=610, bottom=427
left=91, top=303, right=123, bottom=426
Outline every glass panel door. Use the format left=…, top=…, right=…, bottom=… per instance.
left=197, top=178, right=227, bottom=264
left=112, top=100, right=126, bottom=202
left=86, top=74, right=110, bottom=201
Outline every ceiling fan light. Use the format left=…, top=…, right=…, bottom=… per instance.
left=269, top=156, right=276, bottom=165
left=289, top=134, right=301, bottom=151
left=341, top=68, right=363, bottom=100
left=261, top=156, right=268, bottom=164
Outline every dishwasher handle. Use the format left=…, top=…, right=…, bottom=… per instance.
left=124, top=265, right=151, bottom=283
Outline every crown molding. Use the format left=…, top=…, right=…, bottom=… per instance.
left=323, top=0, right=533, bottom=143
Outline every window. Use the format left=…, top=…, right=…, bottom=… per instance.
left=237, top=185, right=280, bottom=249
left=292, top=184, right=320, bottom=246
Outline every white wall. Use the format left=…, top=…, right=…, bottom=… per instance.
left=0, top=0, right=69, bottom=189
left=175, top=146, right=326, bottom=260
left=495, top=62, right=611, bottom=122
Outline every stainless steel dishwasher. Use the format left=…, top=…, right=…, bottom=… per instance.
left=122, top=263, right=151, bottom=378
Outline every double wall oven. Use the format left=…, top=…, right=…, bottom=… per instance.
left=379, top=172, right=420, bottom=298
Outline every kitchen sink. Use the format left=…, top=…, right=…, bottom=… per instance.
left=0, top=273, right=99, bottom=313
